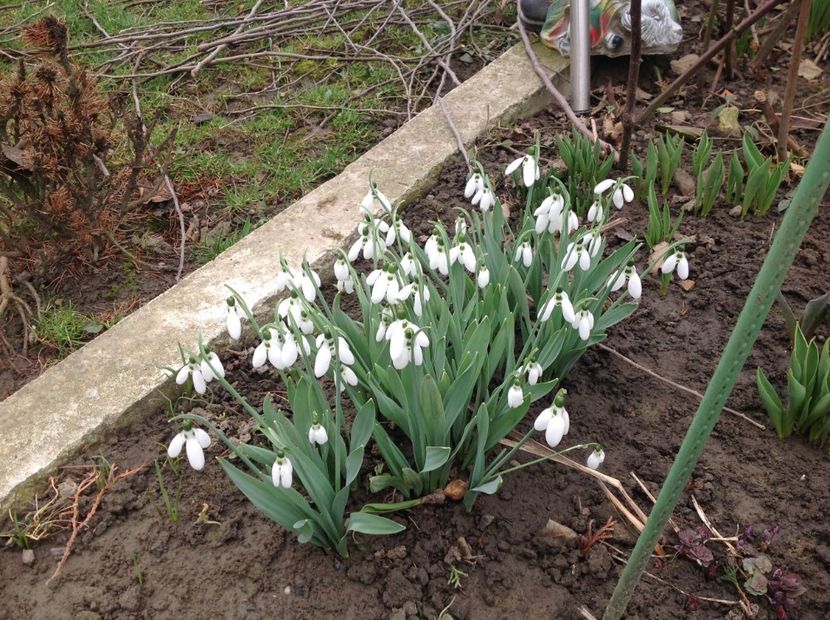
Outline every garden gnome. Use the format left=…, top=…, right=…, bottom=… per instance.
left=520, top=0, right=683, bottom=57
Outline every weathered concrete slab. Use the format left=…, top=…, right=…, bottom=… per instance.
left=0, top=44, right=569, bottom=512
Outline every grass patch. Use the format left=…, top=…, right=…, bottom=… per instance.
left=34, top=304, right=106, bottom=357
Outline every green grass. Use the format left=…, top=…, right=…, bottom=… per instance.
left=34, top=303, right=104, bottom=357
left=193, top=219, right=254, bottom=265
left=3, top=0, right=513, bottom=261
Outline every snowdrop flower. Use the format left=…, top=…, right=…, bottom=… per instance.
left=505, top=154, right=540, bottom=188
left=533, top=192, right=564, bottom=235
left=360, top=184, right=392, bottom=214
left=514, top=240, right=533, bottom=268
left=375, top=307, right=394, bottom=342
left=561, top=240, right=591, bottom=272
left=276, top=267, right=320, bottom=303
left=594, top=178, right=634, bottom=209
left=533, top=390, right=569, bottom=448
left=586, top=446, right=606, bottom=470
left=168, top=424, right=211, bottom=471
left=583, top=230, right=603, bottom=258
left=507, top=382, right=524, bottom=408
left=586, top=200, right=604, bottom=223
left=449, top=239, right=477, bottom=273
left=608, top=263, right=642, bottom=299
left=464, top=172, right=484, bottom=199
left=472, top=186, right=496, bottom=212
left=176, top=357, right=208, bottom=394
left=385, top=219, right=411, bottom=247
left=539, top=288, right=576, bottom=323
left=339, top=365, right=358, bottom=388
left=314, top=333, right=356, bottom=378
left=252, top=327, right=299, bottom=370
left=571, top=309, right=595, bottom=341
left=425, top=238, right=449, bottom=276
left=661, top=249, right=690, bottom=280
left=386, top=319, right=429, bottom=369
left=271, top=452, right=293, bottom=488
left=225, top=297, right=244, bottom=340
left=399, top=253, right=418, bottom=278
left=477, top=264, right=490, bottom=289
left=454, top=218, right=467, bottom=237
left=398, top=283, right=430, bottom=317
left=200, top=351, right=225, bottom=382
left=308, top=414, right=329, bottom=446
left=522, top=360, right=543, bottom=385
left=367, top=264, right=403, bottom=305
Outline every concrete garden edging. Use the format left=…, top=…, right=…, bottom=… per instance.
left=0, top=44, right=569, bottom=513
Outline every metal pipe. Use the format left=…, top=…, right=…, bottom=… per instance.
left=569, top=0, right=591, bottom=112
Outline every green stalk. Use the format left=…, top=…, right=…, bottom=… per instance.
left=604, top=121, right=830, bottom=618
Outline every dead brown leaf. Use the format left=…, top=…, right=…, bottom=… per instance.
left=670, top=54, right=700, bottom=75
left=678, top=279, right=695, bottom=292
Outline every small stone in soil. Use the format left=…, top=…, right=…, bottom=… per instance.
left=21, top=549, right=35, bottom=565
left=540, top=519, right=578, bottom=546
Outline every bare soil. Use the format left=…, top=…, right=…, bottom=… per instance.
left=2, top=98, right=829, bottom=618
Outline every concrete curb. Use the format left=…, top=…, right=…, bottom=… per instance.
left=0, top=44, right=569, bottom=513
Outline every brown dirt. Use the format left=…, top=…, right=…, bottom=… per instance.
left=2, top=96, right=829, bottom=619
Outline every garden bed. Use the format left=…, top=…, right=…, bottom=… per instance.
left=1, top=106, right=828, bottom=619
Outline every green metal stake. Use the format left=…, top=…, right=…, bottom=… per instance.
left=604, top=121, right=830, bottom=619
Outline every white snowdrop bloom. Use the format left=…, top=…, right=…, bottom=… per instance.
left=533, top=193, right=565, bottom=235
left=472, top=186, right=496, bottom=212
left=594, top=179, right=634, bottom=209
left=340, top=365, right=358, bottom=387
left=427, top=243, right=449, bottom=276
left=336, top=277, right=354, bottom=294
left=277, top=293, right=304, bottom=326
left=362, top=235, right=380, bottom=261
left=561, top=241, right=591, bottom=272
left=360, top=185, right=392, bottom=214
left=367, top=266, right=402, bottom=305
left=587, top=200, right=604, bottom=223
left=609, top=264, right=642, bottom=299
left=533, top=406, right=553, bottom=432
left=314, top=334, right=356, bottom=377
left=347, top=235, right=365, bottom=262
left=275, top=268, right=320, bottom=302
left=572, top=309, right=595, bottom=341
left=424, top=234, right=439, bottom=258
left=176, top=358, right=208, bottom=394
left=400, top=253, right=417, bottom=278
left=544, top=409, right=567, bottom=448
left=586, top=447, right=606, bottom=470
left=385, top=219, right=411, bottom=247
left=386, top=319, right=429, bottom=370
left=514, top=241, right=533, bottom=268
left=225, top=298, right=244, bottom=340
left=308, top=422, right=329, bottom=446
left=271, top=454, right=293, bottom=488
left=454, top=218, right=467, bottom=237
left=398, top=283, right=430, bottom=317
left=661, top=249, right=690, bottom=280
left=200, top=351, right=225, bottom=382
left=539, top=289, right=576, bottom=323
left=524, top=361, right=543, bottom=385
left=449, top=240, right=477, bottom=273
left=334, top=258, right=350, bottom=282
left=477, top=265, right=490, bottom=289
left=583, top=230, right=603, bottom=258
left=464, top=173, right=484, bottom=199
left=252, top=329, right=276, bottom=369
left=507, top=383, right=524, bottom=408
left=269, top=331, right=299, bottom=370
left=168, top=426, right=211, bottom=471
left=505, top=154, right=540, bottom=188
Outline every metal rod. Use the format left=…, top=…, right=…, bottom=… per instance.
left=569, top=0, right=591, bottom=112
left=603, top=120, right=830, bottom=618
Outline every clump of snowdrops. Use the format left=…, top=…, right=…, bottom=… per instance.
left=165, top=141, right=687, bottom=555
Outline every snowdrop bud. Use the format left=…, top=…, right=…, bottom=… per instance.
left=226, top=298, right=243, bottom=340
left=334, top=258, right=349, bottom=282
left=677, top=254, right=689, bottom=280
left=586, top=447, right=606, bottom=470
left=627, top=266, right=642, bottom=299
left=314, top=338, right=332, bottom=377
left=522, top=156, right=538, bottom=188
left=477, top=265, right=490, bottom=289
left=192, top=367, right=207, bottom=394
left=661, top=252, right=678, bottom=275
left=341, top=365, right=358, bottom=387
left=507, top=382, right=524, bottom=408
left=185, top=432, right=206, bottom=470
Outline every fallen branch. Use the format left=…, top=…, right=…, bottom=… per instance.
left=162, top=172, right=186, bottom=282
left=777, top=0, right=813, bottom=161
